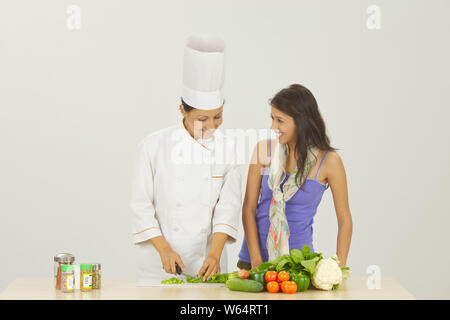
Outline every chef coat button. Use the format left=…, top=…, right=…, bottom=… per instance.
left=174, top=227, right=179, bottom=232
left=176, top=202, right=182, bottom=207
left=201, top=228, right=207, bottom=234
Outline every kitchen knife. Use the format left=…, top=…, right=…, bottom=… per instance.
left=175, top=263, right=198, bottom=279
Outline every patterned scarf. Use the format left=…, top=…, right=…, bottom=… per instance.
left=266, top=140, right=320, bottom=260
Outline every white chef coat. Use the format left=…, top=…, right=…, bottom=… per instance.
left=130, top=121, right=241, bottom=285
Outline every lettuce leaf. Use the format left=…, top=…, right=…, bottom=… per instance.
left=299, top=256, right=321, bottom=274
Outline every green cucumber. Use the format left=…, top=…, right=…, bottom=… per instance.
left=225, top=278, right=264, bottom=292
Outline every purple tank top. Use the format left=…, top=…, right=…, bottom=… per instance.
left=238, top=142, right=329, bottom=264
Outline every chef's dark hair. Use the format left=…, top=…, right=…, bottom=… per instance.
left=269, top=84, right=339, bottom=190
left=181, top=98, right=226, bottom=112
left=181, top=98, right=195, bottom=112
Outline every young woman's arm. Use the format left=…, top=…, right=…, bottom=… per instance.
left=326, top=152, right=353, bottom=267
left=242, top=140, right=270, bottom=269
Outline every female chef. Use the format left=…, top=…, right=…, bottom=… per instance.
left=130, top=35, right=241, bottom=285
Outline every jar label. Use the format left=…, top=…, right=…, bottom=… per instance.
left=66, top=274, right=74, bottom=290
left=82, top=274, right=92, bottom=288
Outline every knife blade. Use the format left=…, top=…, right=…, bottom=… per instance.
left=176, top=263, right=197, bottom=279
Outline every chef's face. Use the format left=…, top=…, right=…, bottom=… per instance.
left=180, top=105, right=223, bottom=140
left=270, top=106, right=297, bottom=146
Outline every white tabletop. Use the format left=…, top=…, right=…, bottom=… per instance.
left=0, top=277, right=415, bottom=300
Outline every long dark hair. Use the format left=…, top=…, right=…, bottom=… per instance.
left=270, top=84, right=339, bottom=189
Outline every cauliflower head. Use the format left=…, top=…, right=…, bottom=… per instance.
left=311, top=257, right=343, bottom=291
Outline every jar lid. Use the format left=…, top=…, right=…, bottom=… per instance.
left=92, top=263, right=101, bottom=271
left=80, top=263, right=93, bottom=271
left=54, top=253, right=75, bottom=263
left=61, top=264, right=74, bottom=272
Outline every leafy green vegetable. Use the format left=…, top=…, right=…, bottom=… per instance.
left=186, top=272, right=231, bottom=283
left=341, top=267, right=352, bottom=280
left=290, top=249, right=304, bottom=264
left=275, top=256, right=294, bottom=272
left=161, top=277, right=185, bottom=284
left=302, top=244, right=310, bottom=255
left=299, top=256, right=321, bottom=275
left=250, top=261, right=276, bottom=273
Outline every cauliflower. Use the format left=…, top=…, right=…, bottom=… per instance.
left=311, top=257, right=343, bottom=291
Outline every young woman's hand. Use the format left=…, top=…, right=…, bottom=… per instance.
left=198, top=255, right=220, bottom=281
left=251, top=257, right=263, bottom=270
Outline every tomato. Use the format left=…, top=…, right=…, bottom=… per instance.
left=277, top=271, right=290, bottom=283
left=266, top=281, right=280, bottom=293
left=265, top=271, right=278, bottom=283
left=281, top=281, right=297, bottom=294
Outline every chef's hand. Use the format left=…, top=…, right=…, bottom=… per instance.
left=160, top=249, right=185, bottom=275
left=150, top=236, right=185, bottom=275
left=198, top=255, right=220, bottom=281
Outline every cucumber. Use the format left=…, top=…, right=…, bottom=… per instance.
left=225, top=278, right=264, bottom=292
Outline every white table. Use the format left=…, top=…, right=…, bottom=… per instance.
left=0, top=277, right=415, bottom=300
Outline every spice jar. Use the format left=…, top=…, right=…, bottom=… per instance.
left=80, top=264, right=93, bottom=292
left=54, top=253, right=75, bottom=290
left=92, top=263, right=101, bottom=289
left=60, top=264, right=75, bottom=293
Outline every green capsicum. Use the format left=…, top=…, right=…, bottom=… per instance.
left=249, top=271, right=267, bottom=289
left=290, top=272, right=310, bottom=292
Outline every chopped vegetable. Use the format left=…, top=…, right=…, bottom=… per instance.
left=186, top=272, right=228, bottom=283
left=162, top=271, right=232, bottom=284
left=161, top=277, right=185, bottom=284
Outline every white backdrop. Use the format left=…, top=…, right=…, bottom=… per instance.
left=1, top=0, right=449, bottom=299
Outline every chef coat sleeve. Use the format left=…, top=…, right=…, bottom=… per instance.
left=212, top=164, right=242, bottom=244
left=129, top=139, right=163, bottom=244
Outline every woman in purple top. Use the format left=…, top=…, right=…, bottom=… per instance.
left=238, top=84, right=353, bottom=270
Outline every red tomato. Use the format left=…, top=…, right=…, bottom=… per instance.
left=281, top=281, right=297, bottom=294
left=277, top=271, right=290, bottom=283
left=266, top=281, right=280, bottom=293
left=265, top=271, right=278, bottom=283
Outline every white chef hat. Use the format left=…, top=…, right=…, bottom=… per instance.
left=181, top=35, right=225, bottom=110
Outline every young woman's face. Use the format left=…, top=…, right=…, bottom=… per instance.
left=270, top=106, right=297, bottom=145
left=180, top=105, right=223, bottom=140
